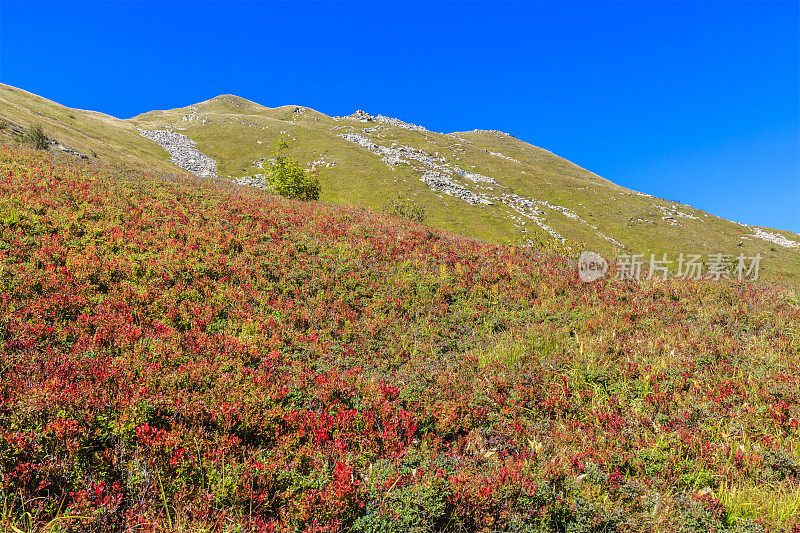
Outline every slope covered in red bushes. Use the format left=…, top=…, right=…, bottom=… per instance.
left=1, top=144, right=798, bottom=532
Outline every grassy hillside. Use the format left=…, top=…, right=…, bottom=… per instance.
left=130, top=96, right=800, bottom=282
left=0, top=84, right=180, bottom=173
left=1, top=143, right=799, bottom=531
left=2, top=83, right=797, bottom=281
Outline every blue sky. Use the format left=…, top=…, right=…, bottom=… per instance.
left=1, top=1, right=798, bottom=232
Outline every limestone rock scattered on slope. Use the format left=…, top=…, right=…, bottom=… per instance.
left=138, top=128, right=218, bottom=178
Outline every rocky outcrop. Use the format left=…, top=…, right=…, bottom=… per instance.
left=750, top=228, right=799, bottom=248
left=471, top=129, right=514, bottom=137
left=232, top=175, right=270, bottom=190
left=138, top=128, right=218, bottom=178
left=375, top=114, right=428, bottom=132
left=421, top=172, right=493, bottom=205
left=338, top=133, right=495, bottom=205
left=453, top=168, right=496, bottom=184
left=180, top=106, right=209, bottom=125
left=488, top=151, right=520, bottom=163
left=346, top=110, right=375, bottom=122
left=335, top=127, right=628, bottom=245
left=49, top=140, right=90, bottom=160
left=340, top=110, right=429, bottom=132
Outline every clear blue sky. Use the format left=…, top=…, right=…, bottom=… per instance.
left=1, top=1, right=798, bottom=232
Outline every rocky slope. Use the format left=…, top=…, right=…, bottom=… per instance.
left=138, top=128, right=218, bottom=178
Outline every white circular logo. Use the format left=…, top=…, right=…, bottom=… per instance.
left=578, top=251, right=608, bottom=282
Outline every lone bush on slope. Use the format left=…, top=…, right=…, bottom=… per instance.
left=267, top=138, right=321, bottom=201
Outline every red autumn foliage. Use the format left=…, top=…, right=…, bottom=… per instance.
left=0, top=144, right=798, bottom=531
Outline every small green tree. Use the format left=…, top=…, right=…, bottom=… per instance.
left=267, top=139, right=321, bottom=201
left=25, top=124, right=49, bottom=150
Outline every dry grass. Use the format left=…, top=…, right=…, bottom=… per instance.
left=717, top=480, right=800, bottom=528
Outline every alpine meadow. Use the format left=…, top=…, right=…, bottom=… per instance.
left=0, top=2, right=799, bottom=530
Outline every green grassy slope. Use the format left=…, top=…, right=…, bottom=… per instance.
left=130, top=95, right=800, bottom=281
left=0, top=83, right=181, bottom=173
left=132, top=97, right=522, bottom=245
left=452, top=130, right=800, bottom=280
left=2, top=84, right=796, bottom=280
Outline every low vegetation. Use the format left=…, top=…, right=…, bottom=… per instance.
left=0, top=143, right=798, bottom=531
left=382, top=193, right=427, bottom=223
left=0, top=84, right=180, bottom=174
left=23, top=125, right=48, bottom=150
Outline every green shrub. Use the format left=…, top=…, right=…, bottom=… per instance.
left=352, top=458, right=451, bottom=532
left=382, top=193, right=427, bottom=223
left=267, top=139, right=320, bottom=201
left=0, top=119, right=8, bottom=130
left=25, top=124, right=49, bottom=150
